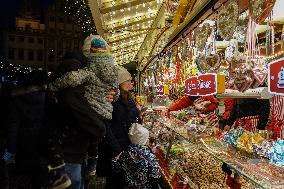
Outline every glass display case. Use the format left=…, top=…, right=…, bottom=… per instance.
left=142, top=110, right=284, bottom=189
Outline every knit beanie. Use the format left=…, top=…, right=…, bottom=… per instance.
left=117, top=66, right=132, bottom=84
left=82, top=34, right=114, bottom=65
left=128, top=123, right=149, bottom=146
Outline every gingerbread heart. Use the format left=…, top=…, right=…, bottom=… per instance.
left=251, top=67, right=267, bottom=88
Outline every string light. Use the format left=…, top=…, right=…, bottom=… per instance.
left=64, top=0, right=97, bottom=34
left=0, top=61, right=35, bottom=82
left=265, top=51, right=284, bottom=61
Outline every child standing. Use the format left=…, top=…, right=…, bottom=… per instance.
left=112, top=123, right=161, bottom=189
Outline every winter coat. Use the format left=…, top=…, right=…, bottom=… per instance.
left=41, top=55, right=107, bottom=164
left=43, top=85, right=107, bottom=164
left=96, top=96, right=141, bottom=177
left=5, top=87, right=46, bottom=187
left=6, top=86, right=46, bottom=154
left=168, top=96, right=198, bottom=112
left=112, top=144, right=161, bottom=189
left=168, top=96, right=219, bottom=112
left=49, top=61, right=118, bottom=120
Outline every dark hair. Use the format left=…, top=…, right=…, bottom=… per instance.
left=63, top=51, right=87, bottom=67
left=49, top=51, right=87, bottom=82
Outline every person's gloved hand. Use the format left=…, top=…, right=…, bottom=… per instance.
left=222, top=163, right=232, bottom=175
left=194, top=101, right=211, bottom=111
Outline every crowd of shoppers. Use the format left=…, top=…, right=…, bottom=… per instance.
left=0, top=34, right=161, bottom=189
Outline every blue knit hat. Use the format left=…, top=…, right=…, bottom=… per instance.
left=82, top=34, right=114, bottom=65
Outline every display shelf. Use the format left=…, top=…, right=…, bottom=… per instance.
left=198, top=138, right=284, bottom=189
left=216, top=87, right=272, bottom=99
left=144, top=111, right=284, bottom=189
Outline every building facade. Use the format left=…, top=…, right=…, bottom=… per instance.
left=1, top=0, right=84, bottom=71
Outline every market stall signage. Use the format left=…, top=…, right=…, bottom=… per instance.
left=185, top=73, right=217, bottom=96
left=155, top=84, right=164, bottom=95
left=268, top=57, right=284, bottom=96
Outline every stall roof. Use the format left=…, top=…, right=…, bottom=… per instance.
left=88, top=0, right=165, bottom=65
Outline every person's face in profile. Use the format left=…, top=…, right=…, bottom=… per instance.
left=120, top=79, right=133, bottom=91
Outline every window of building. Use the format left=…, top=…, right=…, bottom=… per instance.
left=58, top=40, right=63, bottom=50
left=66, top=40, right=72, bottom=50
left=48, top=53, right=55, bottom=61
left=25, top=23, right=31, bottom=30
left=74, top=39, right=79, bottom=49
left=37, top=50, right=43, bottom=61
left=49, top=39, right=55, bottom=49
left=48, top=51, right=55, bottom=61
left=18, top=49, right=24, bottom=60
left=49, top=28, right=55, bottom=33
left=50, top=16, right=55, bottom=22
left=38, top=38, right=43, bottom=44
left=18, top=36, right=24, bottom=42
left=58, top=50, right=63, bottom=59
left=28, top=50, right=34, bottom=61
left=8, top=35, right=15, bottom=42
left=8, top=48, right=15, bottom=59
left=28, top=37, right=34, bottom=43
left=59, top=17, right=64, bottom=23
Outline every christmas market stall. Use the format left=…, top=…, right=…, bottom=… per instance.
left=137, top=0, right=284, bottom=188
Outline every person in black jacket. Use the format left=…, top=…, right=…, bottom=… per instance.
left=224, top=98, right=270, bottom=131
left=96, top=66, right=141, bottom=189
left=0, top=81, right=13, bottom=189
left=40, top=51, right=117, bottom=189
left=3, top=70, right=47, bottom=188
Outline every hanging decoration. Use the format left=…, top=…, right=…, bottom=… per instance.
left=195, top=23, right=212, bottom=52
left=235, top=12, right=249, bottom=43
left=195, top=53, right=221, bottom=74
left=217, top=0, right=239, bottom=40
left=245, top=17, right=258, bottom=61
left=139, top=0, right=278, bottom=97
left=249, top=0, right=276, bottom=24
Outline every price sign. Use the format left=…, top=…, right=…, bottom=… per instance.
left=268, top=57, right=284, bottom=96
left=156, top=84, right=164, bottom=95
left=185, top=73, right=217, bottom=96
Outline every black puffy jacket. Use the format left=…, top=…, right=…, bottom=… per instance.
left=96, top=96, right=141, bottom=177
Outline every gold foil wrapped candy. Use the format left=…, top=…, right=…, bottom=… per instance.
left=237, top=132, right=265, bottom=153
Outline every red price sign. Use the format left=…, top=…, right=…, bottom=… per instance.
left=268, top=57, right=284, bottom=96
left=185, top=73, right=217, bottom=96
left=156, top=85, right=164, bottom=95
